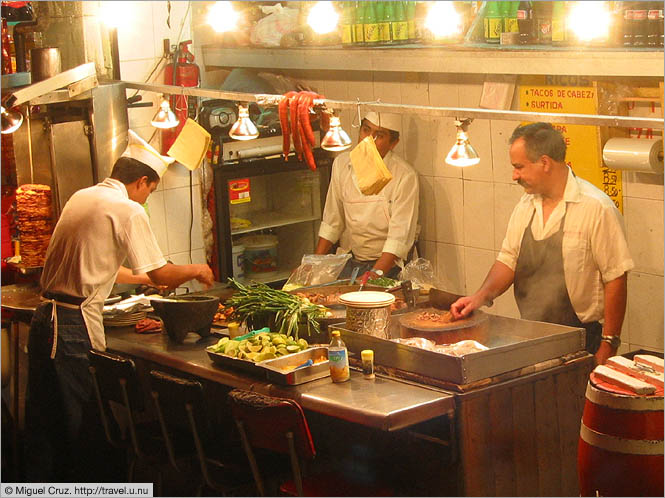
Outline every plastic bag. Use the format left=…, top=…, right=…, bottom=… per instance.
left=250, top=4, right=300, bottom=48
left=282, top=253, right=351, bottom=291
left=399, top=258, right=442, bottom=292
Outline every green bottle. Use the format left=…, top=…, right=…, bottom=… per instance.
left=384, top=0, right=396, bottom=44
left=376, top=2, right=390, bottom=44
left=505, top=1, right=520, bottom=33
left=364, top=1, right=380, bottom=45
left=406, top=1, right=417, bottom=42
left=393, top=1, right=409, bottom=43
left=498, top=0, right=510, bottom=33
left=341, top=2, right=355, bottom=47
left=354, top=1, right=365, bottom=45
left=551, top=1, right=567, bottom=45
left=484, top=1, right=502, bottom=43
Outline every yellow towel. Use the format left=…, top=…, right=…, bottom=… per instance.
left=349, top=136, right=393, bottom=195
left=167, top=118, right=211, bottom=171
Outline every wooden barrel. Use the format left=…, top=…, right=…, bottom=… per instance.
left=578, top=375, right=664, bottom=496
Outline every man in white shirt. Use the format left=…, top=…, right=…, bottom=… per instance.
left=451, top=123, right=633, bottom=366
left=315, top=112, right=419, bottom=280
left=25, top=131, right=214, bottom=481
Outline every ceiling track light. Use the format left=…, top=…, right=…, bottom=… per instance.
left=446, top=118, right=480, bottom=167
left=1, top=105, right=24, bottom=134
left=229, top=104, right=259, bottom=141
left=320, top=113, right=352, bottom=152
left=150, top=96, right=179, bottom=129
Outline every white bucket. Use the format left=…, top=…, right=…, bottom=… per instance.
left=239, top=235, right=278, bottom=276
left=232, top=244, right=245, bottom=278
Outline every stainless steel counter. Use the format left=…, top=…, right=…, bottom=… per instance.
left=105, top=327, right=456, bottom=432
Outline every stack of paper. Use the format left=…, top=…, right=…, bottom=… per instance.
left=349, top=136, right=393, bottom=196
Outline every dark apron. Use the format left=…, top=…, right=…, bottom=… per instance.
left=514, top=209, right=601, bottom=353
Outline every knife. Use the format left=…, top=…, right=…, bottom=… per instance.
left=358, top=269, right=382, bottom=292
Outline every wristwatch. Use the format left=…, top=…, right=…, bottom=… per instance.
left=601, top=334, right=621, bottom=349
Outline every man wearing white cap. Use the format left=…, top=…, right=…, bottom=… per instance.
left=25, top=130, right=215, bottom=481
left=316, top=112, right=419, bottom=279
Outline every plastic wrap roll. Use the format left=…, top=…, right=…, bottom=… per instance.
left=603, top=138, right=663, bottom=174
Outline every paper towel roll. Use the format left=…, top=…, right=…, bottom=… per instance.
left=603, top=138, right=663, bottom=174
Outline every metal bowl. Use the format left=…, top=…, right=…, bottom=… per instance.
left=150, top=295, right=220, bottom=343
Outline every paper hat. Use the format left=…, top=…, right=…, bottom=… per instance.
left=364, top=112, right=402, bottom=134
left=121, top=130, right=174, bottom=177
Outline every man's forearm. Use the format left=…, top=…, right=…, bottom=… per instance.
left=475, top=261, right=515, bottom=305
left=603, top=273, right=627, bottom=337
left=372, top=252, right=398, bottom=275
left=315, top=237, right=334, bottom=255
left=147, top=263, right=208, bottom=288
left=115, top=266, right=153, bottom=285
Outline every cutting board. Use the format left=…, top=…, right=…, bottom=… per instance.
left=398, top=308, right=489, bottom=345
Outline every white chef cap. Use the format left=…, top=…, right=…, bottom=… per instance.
left=364, top=112, right=402, bottom=134
left=121, top=130, right=174, bottom=178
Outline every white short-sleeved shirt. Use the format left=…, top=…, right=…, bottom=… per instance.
left=41, top=178, right=166, bottom=350
left=497, top=167, right=634, bottom=323
left=318, top=150, right=419, bottom=261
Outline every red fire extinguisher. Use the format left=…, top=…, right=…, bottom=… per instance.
left=161, top=40, right=199, bottom=154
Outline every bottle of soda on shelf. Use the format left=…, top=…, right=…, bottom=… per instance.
left=551, top=1, right=567, bottom=46
left=623, top=2, right=635, bottom=46
left=375, top=2, right=387, bottom=44
left=484, top=1, right=502, bottom=44
left=354, top=1, right=365, bottom=46
left=647, top=2, right=662, bottom=47
left=364, top=1, right=380, bottom=45
left=341, top=2, right=355, bottom=47
left=660, top=6, right=664, bottom=47
left=384, top=0, right=396, bottom=44
left=534, top=0, right=552, bottom=45
left=2, top=18, right=12, bottom=75
left=517, top=0, right=534, bottom=44
left=406, top=1, right=417, bottom=42
left=504, top=1, right=520, bottom=35
left=632, top=1, right=649, bottom=46
left=329, top=331, right=350, bottom=383
left=392, top=1, right=409, bottom=44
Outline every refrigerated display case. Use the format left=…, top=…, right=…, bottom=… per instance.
left=212, top=148, right=332, bottom=285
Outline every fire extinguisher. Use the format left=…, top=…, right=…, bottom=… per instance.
left=161, top=40, right=199, bottom=154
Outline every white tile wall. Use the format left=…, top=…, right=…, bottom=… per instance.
left=462, top=180, right=494, bottom=250
left=627, top=272, right=664, bottom=351
left=624, top=196, right=664, bottom=276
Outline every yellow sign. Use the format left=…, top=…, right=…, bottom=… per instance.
left=519, top=85, right=623, bottom=212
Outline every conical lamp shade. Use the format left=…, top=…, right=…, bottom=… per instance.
left=321, top=116, right=352, bottom=151
left=229, top=105, right=259, bottom=141
left=151, top=98, right=179, bottom=129
left=445, top=129, right=480, bottom=167
left=1, top=106, right=23, bottom=134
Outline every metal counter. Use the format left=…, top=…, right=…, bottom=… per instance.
left=105, top=327, right=455, bottom=432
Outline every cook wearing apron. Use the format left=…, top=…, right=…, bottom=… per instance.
left=514, top=210, right=602, bottom=353
left=316, top=112, right=419, bottom=280
left=24, top=131, right=213, bottom=482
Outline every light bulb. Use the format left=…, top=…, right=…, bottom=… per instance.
left=321, top=116, right=352, bottom=152
left=208, top=1, right=240, bottom=33
left=308, top=2, right=339, bottom=34
left=150, top=97, right=179, bottom=129
left=1, top=106, right=24, bottom=134
left=445, top=120, right=480, bottom=167
left=229, top=105, right=259, bottom=141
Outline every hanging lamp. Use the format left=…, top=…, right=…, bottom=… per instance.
left=445, top=118, right=480, bottom=167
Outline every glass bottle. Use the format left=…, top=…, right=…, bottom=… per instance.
left=392, top=1, right=409, bottom=44
left=341, top=1, right=355, bottom=47
left=534, top=0, right=552, bottom=45
left=2, top=18, right=12, bottom=75
left=623, top=1, right=635, bottom=47
left=406, top=1, right=417, bottom=42
left=384, top=0, right=396, bottom=44
left=551, top=1, right=567, bottom=46
left=632, top=1, right=648, bottom=46
left=647, top=2, right=662, bottom=47
left=364, top=0, right=380, bottom=45
left=517, top=0, right=534, bottom=44
left=484, top=1, right=502, bottom=44
left=354, top=1, right=365, bottom=46
left=498, top=0, right=510, bottom=34
left=329, top=331, right=350, bottom=383
left=504, top=1, right=520, bottom=34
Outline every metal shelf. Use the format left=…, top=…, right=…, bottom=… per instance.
left=201, top=45, right=664, bottom=78
left=231, top=212, right=319, bottom=236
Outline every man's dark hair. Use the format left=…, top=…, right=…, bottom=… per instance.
left=361, top=118, right=400, bottom=143
left=110, top=156, right=160, bottom=184
left=509, top=122, right=566, bottom=162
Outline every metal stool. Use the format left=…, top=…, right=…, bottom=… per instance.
left=88, top=349, right=166, bottom=489
left=228, top=389, right=393, bottom=497
left=149, top=370, right=252, bottom=496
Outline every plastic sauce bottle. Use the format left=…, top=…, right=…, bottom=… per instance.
left=329, top=331, right=350, bottom=383
left=361, top=349, right=375, bottom=380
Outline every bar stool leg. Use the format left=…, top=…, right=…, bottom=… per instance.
left=12, top=320, right=20, bottom=481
